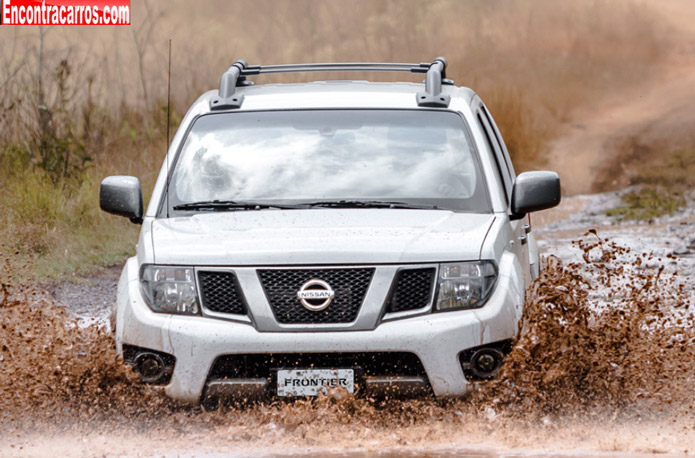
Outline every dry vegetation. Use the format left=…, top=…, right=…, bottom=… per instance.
left=0, top=0, right=673, bottom=277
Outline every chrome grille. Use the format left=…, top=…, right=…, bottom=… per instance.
left=386, top=268, right=436, bottom=313
left=198, top=271, right=246, bottom=315
left=258, top=268, right=374, bottom=324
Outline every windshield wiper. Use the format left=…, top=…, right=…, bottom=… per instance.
left=173, top=200, right=310, bottom=211
left=300, top=200, right=439, bottom=210
left=174, top=199, right=441, bottom=211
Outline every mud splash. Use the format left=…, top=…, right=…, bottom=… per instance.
left=0, top=255, right=171, bottom=428
left=477, top=231, right=695, bottom=419
left=1, top=232, right=695, bottom=455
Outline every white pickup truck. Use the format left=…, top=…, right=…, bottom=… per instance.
left=100, top=57, right=560, bottom=403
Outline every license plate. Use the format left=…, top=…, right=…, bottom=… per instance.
left=276, top=369, right=354, bottom=397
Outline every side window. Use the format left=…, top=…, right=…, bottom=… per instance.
left=476, top=108, right=513, bottom=205
left=481, top=105, right=516, bottom=179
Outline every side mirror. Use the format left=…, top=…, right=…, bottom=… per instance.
left=100, top=176, right=143, bottom=224
left=511, top=171, right=561, bottom=218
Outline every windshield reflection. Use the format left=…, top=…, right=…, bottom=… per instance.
left=170, top=110, right=490, bottom=212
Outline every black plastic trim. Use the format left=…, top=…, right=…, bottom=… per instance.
left=384, top=267, right=437, bottom=314
left=458, top=339, right=513, bottom=381
left=198, top=270, right=248, bottom=316
left=122, top=344, right=176, bottom=385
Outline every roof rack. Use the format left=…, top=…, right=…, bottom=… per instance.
left=210, top=57, right=453, bottom=111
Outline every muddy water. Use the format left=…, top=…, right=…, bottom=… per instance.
left=2, top=193, right=695, bottom=457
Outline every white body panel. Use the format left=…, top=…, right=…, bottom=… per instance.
left=150, top=210, right=494, bottom=266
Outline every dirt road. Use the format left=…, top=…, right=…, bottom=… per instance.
left=547, top=0, right=695, bottom=195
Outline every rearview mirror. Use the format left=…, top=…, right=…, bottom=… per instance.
left=511, top=171, right=561, bottom=218
left=99, top=176, right=143, bottom=224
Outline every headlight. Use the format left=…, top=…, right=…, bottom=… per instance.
left=140, top=265, right=199, bottom=315
left=435, top=261, right=497, bottom=311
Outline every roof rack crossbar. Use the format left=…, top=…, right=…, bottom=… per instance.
left=210, top=57, right=452, bottom=110
left=245, top=66, right=418, bottom=75
left=241, top=62, right=426, bottom=75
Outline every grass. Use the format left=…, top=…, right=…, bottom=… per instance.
left=606, top=187, right=685, bottom=221
left=605, top=138, right=695, bottom=221
left=632, top=147, right=695, bottom=189
left=0, top=101, right=168, bottom=279
left=1, top=154, right=140, bottom=279
left=0, top=0, right=677, bottom=278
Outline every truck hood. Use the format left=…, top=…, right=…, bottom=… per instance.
left=150, top=209, right=495, bottom=266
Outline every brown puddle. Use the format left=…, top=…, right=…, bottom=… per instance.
left=1, top=232, right=694, bottom=456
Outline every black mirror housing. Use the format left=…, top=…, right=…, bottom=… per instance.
left=100, top=176, right=144, bottom=224
left=511, top=171, right=561, bottom=217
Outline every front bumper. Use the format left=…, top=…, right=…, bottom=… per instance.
left=115, top=256, right=524, bottom=403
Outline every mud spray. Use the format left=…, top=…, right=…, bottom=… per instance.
left=1, top=232, right=694, bottom=456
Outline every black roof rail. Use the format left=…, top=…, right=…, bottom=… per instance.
left=210, top=57, right=453, bottom=111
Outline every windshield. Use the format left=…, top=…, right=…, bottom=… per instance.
left=167, top=110, right=490, bottom=213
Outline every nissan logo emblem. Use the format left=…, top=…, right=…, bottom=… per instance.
left=297, top=279, right=335, bottom=311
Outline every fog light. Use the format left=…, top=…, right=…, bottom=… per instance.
left=134, top=352, right=166, bottom=383
left=470, top=348, right=504, bottom=379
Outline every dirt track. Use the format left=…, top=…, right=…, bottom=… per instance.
left=547, top=0, right=695, bottom=195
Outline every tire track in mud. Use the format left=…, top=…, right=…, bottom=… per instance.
left=2, top=194, right=695, bottom=456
